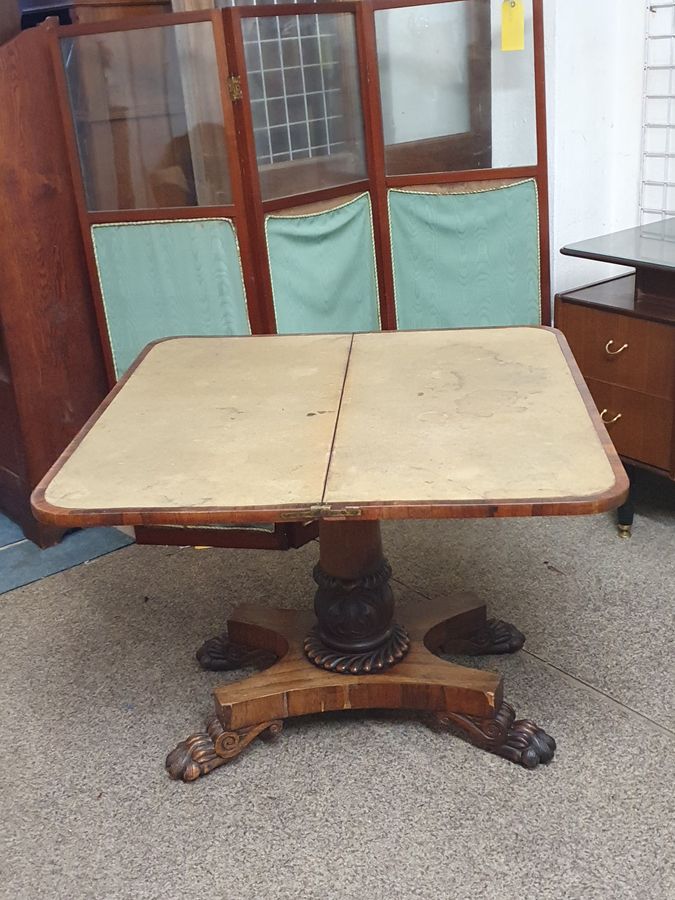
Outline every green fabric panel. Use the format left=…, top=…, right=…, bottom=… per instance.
left=266, top=194, right=380, bottom=334
left=92, top=219, right=250, bottom=378
left=390, top=180, right=541, bottom=330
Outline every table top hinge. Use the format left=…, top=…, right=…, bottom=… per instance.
left=279, top=505, right=362, bottom=520
left=311, top=504, right=363, bottom=518
left=227, top=75, right=243, bottom=102
left=325, top=506, right=363, bottom=518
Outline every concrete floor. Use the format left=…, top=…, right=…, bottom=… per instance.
left=0, top=475, right=673, bottom=899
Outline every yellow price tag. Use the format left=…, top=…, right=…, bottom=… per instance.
left=502, top=0, right=525, bottom=52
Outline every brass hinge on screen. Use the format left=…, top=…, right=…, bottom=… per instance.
left=280, top=505, right=362, bottom=520
left=227, top=76, right=243, bottom=102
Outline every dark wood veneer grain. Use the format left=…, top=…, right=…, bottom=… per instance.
left=0, top=26, right=108, bottom=546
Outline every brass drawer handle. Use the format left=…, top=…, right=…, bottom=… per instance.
left=605, top=340, right=628, bottom=356
left=600, top=408, right=622, bottom=425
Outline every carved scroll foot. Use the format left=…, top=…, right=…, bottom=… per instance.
left=196, top=632, right=276, bottom=671
left=433, top=701, right=556, bottom=770
left=444, top=618, right=526, bottom=656
left=166, top=715, right=283, bottom=782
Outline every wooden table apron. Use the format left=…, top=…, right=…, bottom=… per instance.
left=31, top=327, right=628, bottom=781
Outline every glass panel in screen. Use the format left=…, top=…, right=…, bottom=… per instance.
left=375, top=0, right=537, bottom=176
left=60, top=23, right=232, bottom=211
left=241, top=12, right=367, bottom=200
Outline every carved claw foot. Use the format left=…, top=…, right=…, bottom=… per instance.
left=432, top=701, right=556, bottom=770
left=196, top=632, right=276, bottom=671
left=166, top=717, right=228, bottom=782
left=166, top=715, right=283, bottom=782
left=496, top=716, right=556, bottom=768
left=443, top=618, right=526, bottom=656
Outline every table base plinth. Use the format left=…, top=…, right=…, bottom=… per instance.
left=166, top=596, right=555, bottom=783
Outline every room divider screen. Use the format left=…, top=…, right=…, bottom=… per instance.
left=48, top=0, right=549, bottom=547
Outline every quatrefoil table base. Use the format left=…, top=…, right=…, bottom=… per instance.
left=166, top=520, right=555, bottom=782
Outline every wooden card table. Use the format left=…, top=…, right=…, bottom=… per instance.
left=32, top=328, right=627, bottom=781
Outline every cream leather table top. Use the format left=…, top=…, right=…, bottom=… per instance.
left=33, top=327, right=628, bottom=526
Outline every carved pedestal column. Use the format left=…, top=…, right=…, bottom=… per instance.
left=304, top=520, right=410, bottom=674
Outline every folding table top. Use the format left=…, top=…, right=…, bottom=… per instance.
left=32, top=328, right=628, bottom=526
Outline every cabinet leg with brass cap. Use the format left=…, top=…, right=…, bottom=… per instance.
left=617, top=511, right=633, bottom=538
left=617, top=464, right=636, bottom=538
left=597, top=409, right=634, bottom=538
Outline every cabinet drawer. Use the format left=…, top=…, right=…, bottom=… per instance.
left=585, top=378, right=673, bottom=471
left=559, top=302, right=675, bottom=399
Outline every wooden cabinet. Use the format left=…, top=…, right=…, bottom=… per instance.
left=555, top=273, right=675, bottom=481
left=0, top=27, right=109, bottom=546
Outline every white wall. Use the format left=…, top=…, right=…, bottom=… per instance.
left=544, top=0, right=646, bottom=300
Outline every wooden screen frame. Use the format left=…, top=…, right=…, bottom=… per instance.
left=363, top=0, right=550, bottom=325
left=49, top=11, right=303, bottom=549
left=45, top=0, right=551, bottom=548
left=50, top=0, right=550, bottom=370
left=50, top=9, right=275, bottom=391
left=222, top=0, right=503, bottom=330
left=222, top=0, right=550, bottom=329
left=221, top=2, right=383, bottom=327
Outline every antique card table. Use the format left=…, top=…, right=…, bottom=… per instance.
left=32, top=328, right=627, bottom=780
